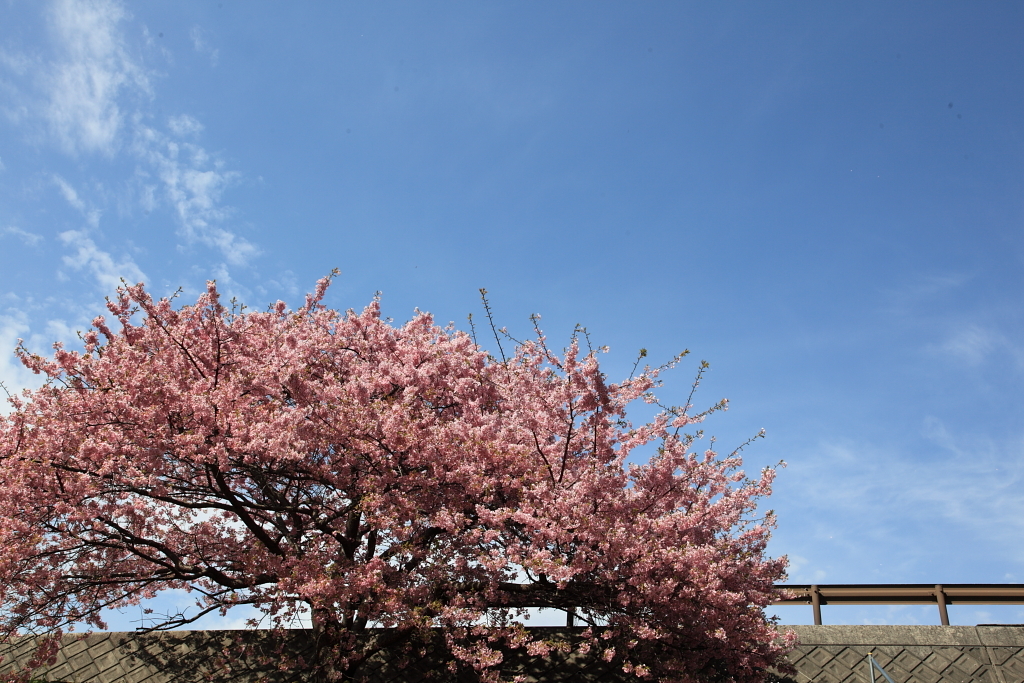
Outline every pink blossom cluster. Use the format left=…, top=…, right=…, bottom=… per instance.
left=0, top=277, right=794, bottom=682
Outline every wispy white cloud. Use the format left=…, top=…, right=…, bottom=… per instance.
left=1, top=226, right=43, bottom=246
left=881, top=273, right=970, bottom=315
left=934, top=324, right=1008, bottom=367
left=167, top=113, right=203, bottom=137
left=0, top=47, right=33, bottom=78
left=189, top=25, right=219, bottom=67
left=44, top=0, right=150, bottom=156
left=922, top=321, right=1024, bottom=374
left=132, top=126, right=259, bottom=265
left=59, top=229, right=147, bottom=293
left=53, top=173, right=86, bottom=211
left=883, top=275, right=1022, bottom=372
left=188, top=26, right=205, bottom=52
left=0, top=47, right=40, bottom=128
left=261, top=270, right=300, bottom=298
left=780, top=430, right=1024, bottom=569
left=53, top=174, right=102, bottom=227
left=1, top=0, right=259, bottom=270
left=921, top=415, right=958, bottom=453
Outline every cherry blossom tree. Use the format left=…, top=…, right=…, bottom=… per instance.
left=0, top=276, right=794, bottom=683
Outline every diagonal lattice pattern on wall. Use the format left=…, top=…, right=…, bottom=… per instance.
left=778, top=626, right=1024, bottom=683
left=4, top=626, right=1024, bottom=682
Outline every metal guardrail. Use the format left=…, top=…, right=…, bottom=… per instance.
left=771, top=584, right=1024, bottom=625
left=527, top=583, right=1024, bottom=626
left=472, top=583, right=1024, bottom=626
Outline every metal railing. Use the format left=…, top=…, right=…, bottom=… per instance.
left=506, top=583, right=1024, bottom=626
left=772, top=584, right=1024, bottom=625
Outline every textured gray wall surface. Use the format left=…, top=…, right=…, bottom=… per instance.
left=782, top=626, right=1024, bottom=683
left=3, top=626, right=1024, bottom=683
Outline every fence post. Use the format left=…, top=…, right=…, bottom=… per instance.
left=935, top=584, right=949, bottom=626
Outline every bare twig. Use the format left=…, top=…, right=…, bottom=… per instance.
left=478, top=289, right=506, bottom=363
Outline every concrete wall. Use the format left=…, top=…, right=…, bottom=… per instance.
left=783, top=626, right=1024, bottom=683
left=3, top=626, right=1024, bottom=683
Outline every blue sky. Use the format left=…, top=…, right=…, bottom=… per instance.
left=1, top=1, right=1022, bottom=628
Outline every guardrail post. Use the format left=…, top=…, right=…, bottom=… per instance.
left=811, top=585, right=822, bottom=625
left=935, top=584, right=949, bottom=625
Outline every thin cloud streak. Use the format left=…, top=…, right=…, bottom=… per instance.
left=132, top=123, right=260, bottom=265
left=932, top=324, right=1016, bottom=369
left=53, top=174, right=101, bottom=227
left=779, top=428, right=1024, bottom=574
left=1, top=227, right=44, bottom=246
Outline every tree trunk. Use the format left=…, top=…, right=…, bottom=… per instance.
left=310, top=607, right=347, bottom=683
